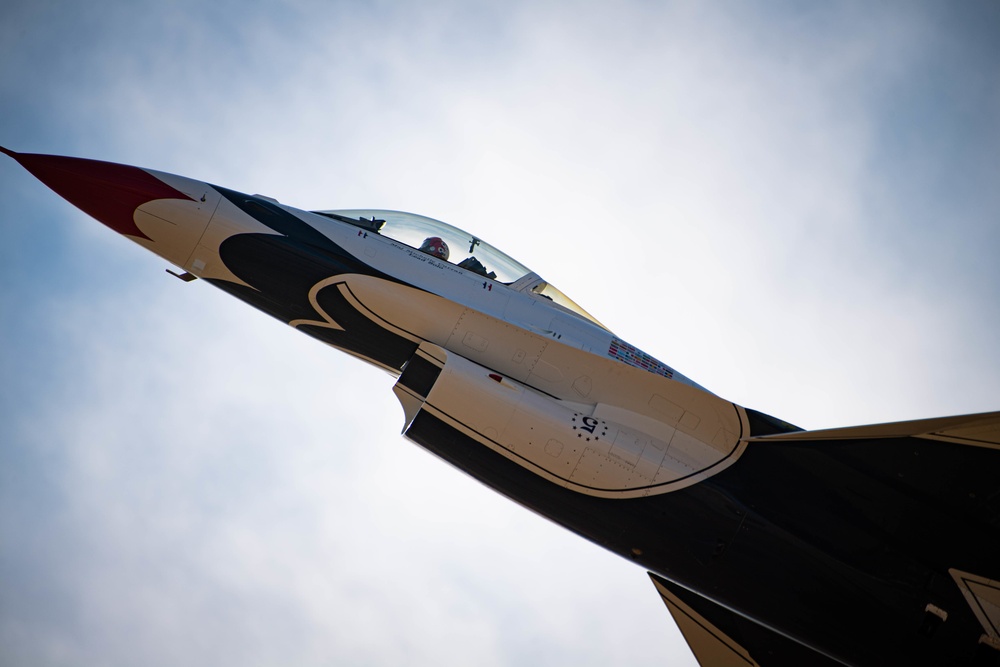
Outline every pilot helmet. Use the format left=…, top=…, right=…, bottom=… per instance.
left=419, top=236, right=450, bottom=260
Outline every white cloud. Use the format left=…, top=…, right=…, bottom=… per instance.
left=2, top=1, right=998, bottom=666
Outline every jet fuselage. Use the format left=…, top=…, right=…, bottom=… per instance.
left=6, top=147, right=998, bottom=667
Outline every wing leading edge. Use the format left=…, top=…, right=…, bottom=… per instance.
left=748, top=411, right=1000, bottom=449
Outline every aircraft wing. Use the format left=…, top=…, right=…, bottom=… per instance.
left=739, top=410, right=1000, bottom=661
left=654, top=411, right=1000, bottom=666
left=748, top=411, right=1000, bottom=449
left=650, top=573, right=847, bottom=667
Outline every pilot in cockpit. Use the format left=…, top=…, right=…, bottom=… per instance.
left=419, top=236, right=450, bottom=260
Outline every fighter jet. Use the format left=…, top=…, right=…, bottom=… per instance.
left=5, top=146, right=999, bottom=666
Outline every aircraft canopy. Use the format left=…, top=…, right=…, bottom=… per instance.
left=314, top=209, right=605, bottom=328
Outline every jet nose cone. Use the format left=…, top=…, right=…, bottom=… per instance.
left=2, top=146, right=193, bottom=240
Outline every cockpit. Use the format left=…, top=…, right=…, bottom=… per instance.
left=312, top=208, right=607, bottom=329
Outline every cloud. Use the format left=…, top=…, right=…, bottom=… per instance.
left=2, top=1, right=998, bottom=666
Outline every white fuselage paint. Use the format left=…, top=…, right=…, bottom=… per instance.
left=129, top=171, right=749, bottom=498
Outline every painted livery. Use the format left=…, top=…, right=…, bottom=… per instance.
left=6, top=147, right=999, bottom=667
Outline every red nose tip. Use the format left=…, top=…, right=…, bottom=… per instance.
left=2, top=146, right=193, bottom=240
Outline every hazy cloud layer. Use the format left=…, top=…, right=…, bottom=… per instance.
left=2, top=1, right=998, bottom=666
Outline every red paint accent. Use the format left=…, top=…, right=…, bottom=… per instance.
left=3, top=148, right=193, bottom=240
left=489, top=373, right=502, bottom=383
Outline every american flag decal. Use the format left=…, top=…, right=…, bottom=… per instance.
left=608, top=338, right=675, bottom=379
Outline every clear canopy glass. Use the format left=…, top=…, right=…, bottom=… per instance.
left=313, top=209, right=606, bottom=329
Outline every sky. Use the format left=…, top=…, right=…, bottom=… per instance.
left=1, top=1, right=999, bottom=665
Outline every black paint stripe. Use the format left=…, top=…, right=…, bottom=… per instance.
left=214, top=185, right=347, bottom=254
left=398, top=355, right=442, bottom=399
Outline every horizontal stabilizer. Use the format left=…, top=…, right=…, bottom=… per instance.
left=749, top=411, right=1000, bottom=449
left=649, top=573, right=844, bottom=667
left=949, top=569, right=1000, bottom=651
